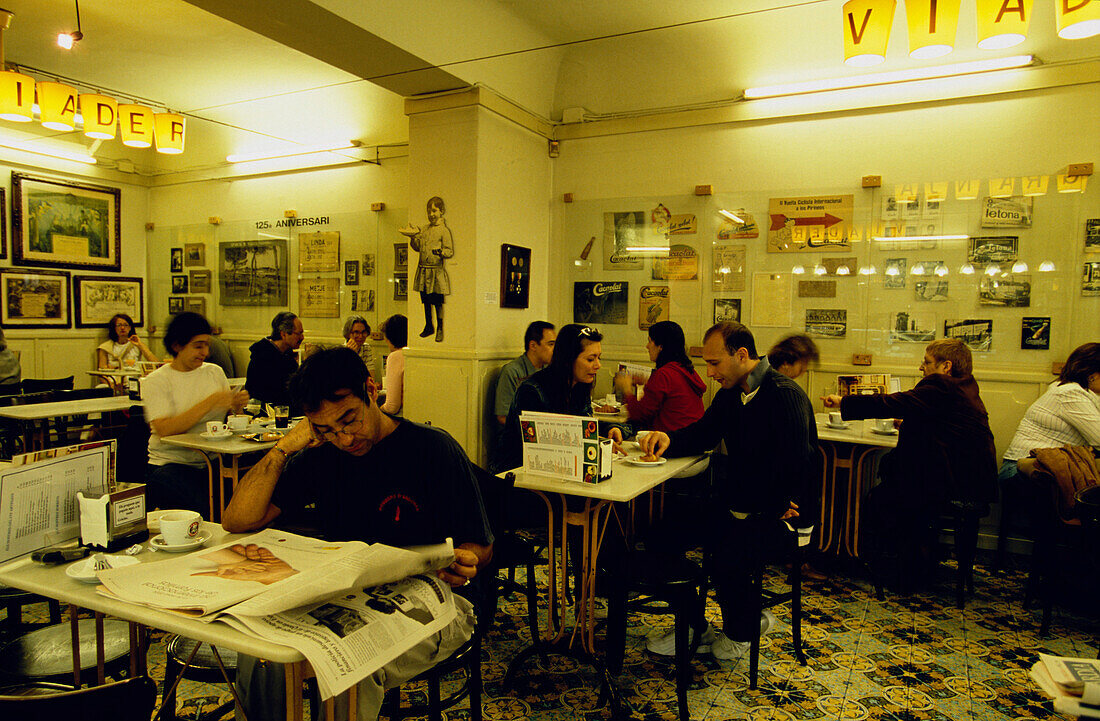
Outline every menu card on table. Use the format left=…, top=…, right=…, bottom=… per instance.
left=519, top=411, right=608, bottom=483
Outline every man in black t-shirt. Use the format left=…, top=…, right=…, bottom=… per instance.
left=223, top=347, right=493, bottom=720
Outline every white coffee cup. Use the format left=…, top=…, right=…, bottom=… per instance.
left=874, top=418, right=895, bottom=432
left=828, top=412, right=844, bottom=426
left=206, top=421, right=227, bottom=435
left=227, top=415, right=250, bottom=431
left=160, top=510, right=202, bottom=545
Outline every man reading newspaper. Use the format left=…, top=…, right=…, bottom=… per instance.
left=223, top=347, right=493, bottom=720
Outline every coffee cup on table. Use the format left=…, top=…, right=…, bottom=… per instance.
left=227, top=415, right=249, bottom=431
left=828, top=412, right=844, bottom=426
left=206, top=421, right=227, bottom=435
left=874, top=418, right=894, bottom=432
left=159, top=510, right=202, bottom=545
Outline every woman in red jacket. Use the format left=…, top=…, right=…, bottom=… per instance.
left=614, top=321, right=706, bottom=433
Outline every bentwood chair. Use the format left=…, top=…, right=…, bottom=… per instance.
left=0, top=676, right=157, bottom=721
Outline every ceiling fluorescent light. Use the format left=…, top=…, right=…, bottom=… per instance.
left=744, top=55, right=1034, bottom=99
left=0, top=137, right=95, bottom=163
left=227, top=140, right=361, bottom=163
left=872, top=234, right=968, bottom=241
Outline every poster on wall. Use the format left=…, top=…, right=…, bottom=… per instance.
left=981, top=196, right=1033, bottom=228
left=1021, top=317, right=1051, bottom=350
left=651, top=244, right=698, bottom=280
left=979, top=274, right=1031, bottom=307
left=351, top=289, right=375, bottom=312
left=668, top=214, right=696, bottom=235
left=716, top=210, right=758, bottom=240
left=914, top=279, right=949, bottom=301
left=750, top=272, right=792, bottom=328
left=362, top=253, right=376, bottom=276
left=1083, top=262, right=1100, bottom=296
left=1086, top=219, right=1100, bottom=253
left=219, top=240, right=289, bottom=306
left=573, top=281, right=628, bottom=325
left=798, top=280, right=836, bottom=298
left=602, top=212, right=645, bottom=270
left=883, top=258, right=907, bottom=289
left=298, top=278, right=340, bottom=318
left=712, top=245, right=746, bottom=292
left=889, top=311, right=936, bottom=343
left=968, top=236, right=1018, bottom=263
left=298, top=231, right=340, bottom=273
left=766, top=195, right=853, bottom=252
left=945, top=319, right=993, bottom=351
left=713, top=298, right=741, bottom=324
left=805, top=309, right=847, bottom=338
left=638, top=286, right=669, bottom=330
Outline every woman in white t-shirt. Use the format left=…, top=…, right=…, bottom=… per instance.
left=143, top=312, right=249, bottom=515
left=97, top=313, right=159, bottom=370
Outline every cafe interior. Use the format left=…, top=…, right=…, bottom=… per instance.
left=0, top=0, right=1098, bottom=719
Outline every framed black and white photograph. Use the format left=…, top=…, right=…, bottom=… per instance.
left=1021, top=317, right=1051, bottom=350
left=184, top=296, right=207, bottom=316
left=945, top=318, right=993, bottom=352
left=168, top=297, right=184, bottom=315
left=968, top=236, right=1018, bottom=264
left=189, top=270, right=212, bottom=294
left=914, top=279, right=949, bottom=301
left=500, top=244, right=531, bottom=309
left=394, top=243, right=408, bottom=273
left=171, top=275, right=188, bottom=294
left=713, top=298, right=741, bottom=324
left=573, top=281, right=628, bottom=325
left=1083, top=262, right=1100, bottom=297
left=345, top=260, right=360, bottom=286
left=979, top=274, right=1030, bottom=307
left=184, top=242, right=206, bottom=267
left=73, top=275, right=144, bottom=328
left=362, top=253, right=375, bottom=276
left=0, top=268, right=71, bottom=328
left=805, top=308, right=847, bottom=338
left=170, top=247, right=183, bottom=273
left=1086, top=219, right=1100, bottom=254
left=0, top=188, right=6, bottom=259
left=883, top=258, right=907, bottom=289
left=393, top=273, right=408, bottom=301
left=10, top=172, right=121, bottom=272
left=219, top=240, right=289, bottom=306
left=890, top=311, right=935, bottom=343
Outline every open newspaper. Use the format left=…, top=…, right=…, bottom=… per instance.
left=97, top=529, right=459, bottom=700
left=1030, top=654, right=1100, bottom=719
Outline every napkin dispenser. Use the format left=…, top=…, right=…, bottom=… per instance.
left=598, top=438, right=613, bottom=481
left=78, top=482, right=149, bottom=551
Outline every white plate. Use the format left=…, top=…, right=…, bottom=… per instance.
left=66, top=555, right=140, bottom=583
left=870, top=427, right=899, bottom=436
left=593, top=410, right=621, bottom=417
left=625, top=457, right=667, bottom=466
left=150, top=529, right=212, bottom=552
left=200, top=430, right=233, bottom=440
left=824, top=422, right=850, bottom=430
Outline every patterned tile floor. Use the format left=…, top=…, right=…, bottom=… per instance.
left=5, top=552, right=1097, bottom=721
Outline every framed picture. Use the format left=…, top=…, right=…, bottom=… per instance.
left=394, top=243, right=408, bottom=272
left=10, top=172, right=121, bottom=271
left=184, top=296, right=207, bottom=316
left=500, top=244, right=531, bottom=309
left=184, top=242, right=206, bottom=267
left=73, top=275, right=144, bottom=328
left=393, top=273, right=408, bottom=301
left=168, top=297, right=184, bottom=315
left=170, top=248, right=183, bottom=272
left=1021, top=317, right=1050, bottom=350
left=0, top=268, right=71, bottom=328
left=0, top=188, right=6, bottom=259
left=345, top=260, right=360, bottom=286
left=219, top=240, right=289, bottom=306
left=189, top=269, right=212, bottom=294
left=713, top=298, right=741, bottom=324
left=171, top=275, right=188, bottom=294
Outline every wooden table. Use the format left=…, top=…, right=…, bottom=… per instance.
left=160, top=430, right=282, bottom=521
left=0, top=524, right=320, bottom=720
left=815, top=413, right=899, bottom=558
left=0, top=396, right=141, bottom=451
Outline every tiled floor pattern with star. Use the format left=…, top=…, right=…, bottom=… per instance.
left=5, top=553, right=1098, bottom=721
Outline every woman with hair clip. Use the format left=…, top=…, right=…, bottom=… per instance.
left=614, top=320, right=705, bottom=433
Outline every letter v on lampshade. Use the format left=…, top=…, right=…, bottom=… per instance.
left=843, top=0, right=897, bottom=66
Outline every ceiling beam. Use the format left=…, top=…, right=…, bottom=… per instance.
left=183, top=0, right=468, bottom=97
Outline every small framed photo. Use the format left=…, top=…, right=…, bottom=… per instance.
left=394, top=243, right=408, bottom=272
left=171, top=275, right=189, bottom=294
left=189, top=269, right=212, bottom=294
left=0, top=188, right=7, bottom=259
left=184, top=296, right=207, bottom=316
left=713, top=298, right=741, bottom=324
left=500, top=244, right=531, bottom=309
left=73, top=275, right=144, bottom=328
left=393, top=273, right=408, bottom=301
left=184, top=242, right=206, bottom=267
left=345, top=260, right=360, bottom=286
left=0, top=268, right=71, bottom=328
left=168, top=297, right=184, bottom=315
left=170, top=247, right=183, bottom=273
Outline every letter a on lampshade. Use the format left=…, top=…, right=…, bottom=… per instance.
left=80, top=94, right=117, bottom=139
left=37, top=81, right=79, bottom=131
left=0, top=70, right=35, bottom=122
left=154, top=112, right=185, bottom=154
left=843, top=0, right=896, bottom=66
left=976, top=0, right=1033, bottom=49
left=118, top=104, right=154, bottom=147
left=906, top=0, right=961, bottom=58
left=1057, top=0, right=1100, bottom=39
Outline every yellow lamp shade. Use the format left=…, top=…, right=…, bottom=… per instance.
left=37, top=81, right=79, bottom=131
left=843, top=0, right=897, bottom=66
left=80, top=94, right=117, bottom=139
left=1057, top=0, right=1100, bottom=39
left=154, top=113, right=185, bottom=154
left=118, top=104, right=154, bottom=148
left=0, top=70, right=35, bottom=122
left=906, top=0, right=961, bottom=59
left=976, top=0, right=1033, bottom=49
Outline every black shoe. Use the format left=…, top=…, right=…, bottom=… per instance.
left=419, top=324, right=434, bottom=337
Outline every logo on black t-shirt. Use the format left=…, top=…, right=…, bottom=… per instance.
left=378, top=493, right=421, bottom=523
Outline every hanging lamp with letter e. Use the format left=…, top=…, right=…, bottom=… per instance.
left=37, top=81, right=78, bottom=131
left=80, top=94, right=116, bottom=139
left=118, top=104, right=154, bottom=147
left=154, top=112, right=185, bottom=154
left=906, top=0, right=961, bottom=58
left=976, top=0, right=1033, bottom=49
left=1056, top=0, right=1100, bottom=39
left=843, top=0, right=896, bottom=66
left=0, top=70, right=34, bottom=122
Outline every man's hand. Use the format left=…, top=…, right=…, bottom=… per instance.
left=780, top=501, right=800, bottom=521
left=344, top=337, right=361, bottom=352
left=230, top=390, right=250, bottom=414
left=607, top=426, right=625, bottom=455
left=191, top=544, right=298, bottom=585
left=437, top=547, right=479, bottom=588
left=613, top=373, right=635, bottom=398
left=277, top=418, right=323, bottom=455
left=638, top=431, right=670, bottom=458
left=821, top=394, right=842, bottom=408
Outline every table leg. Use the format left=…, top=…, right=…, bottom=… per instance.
left=844, top=447, right=885, bottom=558
left=285, top=660, right=306, bottom=721
left=200, top=451, right=217, bottom=521
left=220, top=453, right=242, bottom=519
left=70, top=605, right=81, bottom=689
left=95, top=611, right=106, bottom=685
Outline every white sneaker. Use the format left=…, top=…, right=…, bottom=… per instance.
left=645, top=622, right=716, bottom=655
left=710, top=611, right=777, bottom=662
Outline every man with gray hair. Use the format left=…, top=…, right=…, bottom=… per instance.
left=245, top=311, right=304, bottom=409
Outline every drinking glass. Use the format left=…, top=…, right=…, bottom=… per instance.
left=274, top=405, right=290, bottom=429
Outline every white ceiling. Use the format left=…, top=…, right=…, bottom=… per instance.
left=2, top=0, right=1097, bottom=180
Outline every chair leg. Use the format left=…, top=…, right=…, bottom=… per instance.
left=161, top=652, right=181, bottom=721
left=791, top=553, right=806, bottom=666
left=955, top=513, right=979, bottom=609
left=525, top=560, right=541, bottom=650
left=428, top=674, right=442, bottom=721
left=469, top=634, right=483, bottom=721
left=673, top=598, right=691, bottom=721
left=48, top=599, right=62, bottom=624
left=606, top=582, right=626, bottom=675
left=749, top=565, right=762, bottom=690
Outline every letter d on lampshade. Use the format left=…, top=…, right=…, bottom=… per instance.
left=843, top=0, right=896, bottom=66
left=80, top=94, right=117, bottom=139
left=37, top=81, right=79, bottom=131
left=118, top=104, right=154, bottom=148
left=154, top=112, right=185, bottom=154
left=1057, top=0, right=1100, bottom=39
left=906, top=0, right=961, bottom=58
left=975, top=0, right=1033, bottom=49
left=0, top=70, right=35, bottom=122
